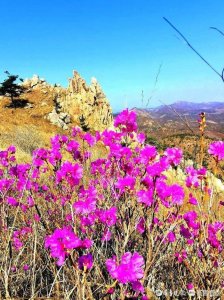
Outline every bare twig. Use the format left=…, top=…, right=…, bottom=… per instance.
left=141, top=90, right=144, bottom=108
left=146, top=63, right=163, bottom=107
left=163, top=17, right=224, bottom=81
left=210, top=26, right=224, bottom=37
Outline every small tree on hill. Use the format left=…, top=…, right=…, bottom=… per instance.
left=0, top=71, right=27, bottom=107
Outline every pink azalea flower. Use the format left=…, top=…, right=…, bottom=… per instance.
left=0, top=178, right=13, bottom=192
left=27, top=196, right=35, bottom=207
left=56, top=162, right=83, bottom=186
left=208, top=141, right=224, bottom=161
left=137, top=189, right=154, bottom=207
left=80, top=214, right=97, bottom=228
left=81, top=238, right=93, bottom=249
left=13, top=237, right=23, bottom=250
left=106, top=252, right=144, bottom=284
left=140, top=145, right=157, bottom=163
left=157, top=181, right=185, bottom=207
left=187, top=239, right=194, bottom=245
left=180, top=225, right=191, bottom=239
left=183, top=211, right=199, bottom=229
left=71, top=126, right=81, bottom=137
left=131, top=280, right=144, bottom=293
left=146, top=157, right=169, bottom=177
left=60, top=135, right=69, bottom=144
left=185, top=166, right=206, bottom=188
left=34, top=214, right=41, bottom=222
left=187, top=283, right=194, bottom=290
left=19, top=203, right=29, bottom=212
left=115, top=176, right=135, bottom=192
left=48, top=149, right=62, bottom=166
left=73, top=198, right=96, bottom=214
left=32, top=148, right=48, bottom=167
left=8, top=145, right=16, bottom=153
left=207, top=222, right=224, bottom=251
left=141, top=176, right=154, bottom=189
left=78, top=253, right=93, bottom=270
left=12, top=227, right=32, bottom=250
left=99, top=207, right=117, bottom=227
left=106, top=287, right=115, bottom=294
left=167, top=231, right=176, bottom=243
left=66, top=140, right=79, bottom=152
left=90, top=158, right=107, bottom=175
left=114, top=109, right=138, bottom=133
left=7, top=196, right=19, bottom=207
left=197, top=249, right=203, bottom=258
left=136, top=217, right=145, bottom=234
left=164, top=147, right=183, bottom=166
left=101, top=130, right=123, bottom=146
left=83, top=133, right=96, bottom=147
left=11, top=266, right=17, bottom=272
left=45, top=227, right=82, bottom=266
left=175, top=250, right=187, bottom=263
left=84, top=151, right=91, bottom=160
left=137, top=132, right=146, bottom=144
left=188, top=194, right=198, bottom=206
left=168, top=184, right=185, bottom=205
left=101, top=229, right=112, bottom=241
left=23, top=264, right=29, bottom=271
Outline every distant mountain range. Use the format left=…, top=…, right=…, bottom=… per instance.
left=133, top=101, right=224, bottom=139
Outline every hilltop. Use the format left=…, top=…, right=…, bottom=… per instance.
left=0, top=71, right=113, bottom=160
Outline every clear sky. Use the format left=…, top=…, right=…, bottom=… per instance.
left=1, top=0, right=224, bottom=112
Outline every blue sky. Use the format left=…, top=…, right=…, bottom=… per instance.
left=0, top=0, right=224, bottom=112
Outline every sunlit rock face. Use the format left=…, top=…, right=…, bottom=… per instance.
left=56, top=71, right=113, bottom=131
left=23, top=71, right=113, bottom=131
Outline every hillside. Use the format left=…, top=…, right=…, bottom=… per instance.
left=133, top=101, right=224, bottom=175
left=134, top=101, right=224, bottom=140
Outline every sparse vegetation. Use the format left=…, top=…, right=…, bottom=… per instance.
left=0, top=126, right=45, bottom=155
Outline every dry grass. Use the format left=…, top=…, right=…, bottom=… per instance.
left=0, top=91, right=108, bottom=163
left=0, top=91, right=67, bottom=161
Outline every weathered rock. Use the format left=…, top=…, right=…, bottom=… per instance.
left=50, top=71, right=113, bottom=131
left=46, top=108, right=71, bottom=130
left=23, top=71, right=113, bottom=131
left=23, top=75, right=47, bottom=89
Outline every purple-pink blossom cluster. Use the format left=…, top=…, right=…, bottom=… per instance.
left=0, top=108, right=223, bottom=297
left=208, top=141, right=224, bottom=161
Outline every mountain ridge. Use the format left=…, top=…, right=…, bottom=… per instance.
left=132, top=101, right=224, bottom=140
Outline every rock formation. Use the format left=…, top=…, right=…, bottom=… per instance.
left=23, top=75, right=49, bottom=91
left=23, top=71, right=113, bottom=131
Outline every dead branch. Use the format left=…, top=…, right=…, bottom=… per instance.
left=210, top=26, right=224, bottom=37
left=163, top=17, right=224, bottom=82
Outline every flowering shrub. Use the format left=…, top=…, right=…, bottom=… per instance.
left=106, top=252, right=144, bottom=293
left=208, top=141, right=224, bottom=161
left=0, top=109, right=223, bottom=299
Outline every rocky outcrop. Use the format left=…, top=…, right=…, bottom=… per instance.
left=23, top=75, right=50, bottom=91
left=23, top=71, right=113, bottom=131
left=53, top=71, right=113, bottom=131
left=47, top=109, right=71, bottom=130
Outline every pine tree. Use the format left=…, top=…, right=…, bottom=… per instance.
left=0, top=71, right=27, bottom=107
